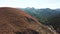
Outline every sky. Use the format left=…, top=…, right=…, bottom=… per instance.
left=0, top=0, right=60, bottom=9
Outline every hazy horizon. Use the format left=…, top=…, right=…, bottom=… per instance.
left=0, top=0, right=60, bottom=9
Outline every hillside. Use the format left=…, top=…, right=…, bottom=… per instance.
left=0, top=7, right=58, bottom=34
left=21, top=8, right=60, bottom=33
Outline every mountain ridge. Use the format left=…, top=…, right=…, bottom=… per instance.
left=0, top=7, right=58, bottom=34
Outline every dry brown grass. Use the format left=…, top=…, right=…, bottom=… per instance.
left=0, top=7, right=58, bottom=34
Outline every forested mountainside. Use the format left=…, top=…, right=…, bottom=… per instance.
left=20, top=7, right=60, bottom=33
left=0, top=7, right=58, bottom=34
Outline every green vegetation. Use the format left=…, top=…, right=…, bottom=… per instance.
left=20, top=8, right=60, bottom=33
left=21, top=8, right=60, bottom=24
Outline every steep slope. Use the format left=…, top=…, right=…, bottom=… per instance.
left=0, top=7, right=58, bottom=34
left=21, top=8, right=60, bottom=33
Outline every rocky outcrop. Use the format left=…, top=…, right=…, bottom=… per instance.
left=0, top=7, right=58, bottom=34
